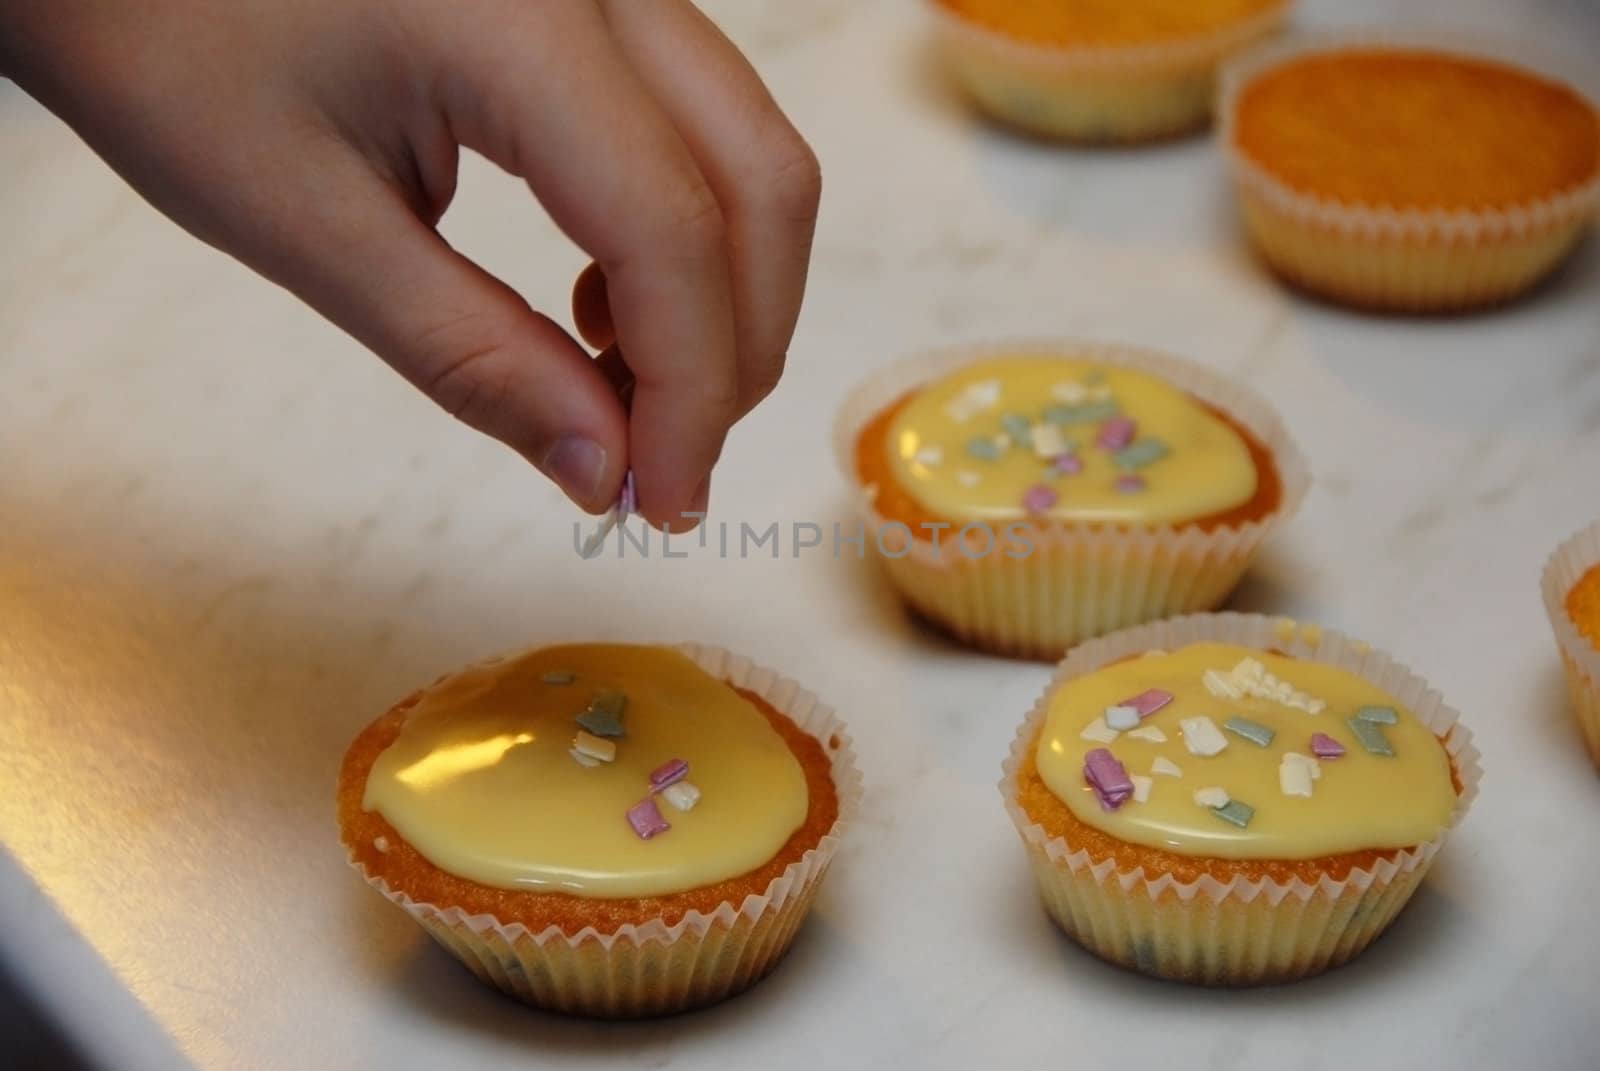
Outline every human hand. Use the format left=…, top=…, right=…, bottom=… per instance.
left=1, top=0, right=821, bottom=526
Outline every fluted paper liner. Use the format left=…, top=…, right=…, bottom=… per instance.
left=834, top=341, right=1311, bottom=660
left=1000, top=613, right=1481, bottom=985
left=1542, top=522, right=1600, bottom=769
left=1219, top=30, right=1600, bottom=311
left=928, top=0, right=1290, bottom=141
left=347, top=643, right=862, bottom=1017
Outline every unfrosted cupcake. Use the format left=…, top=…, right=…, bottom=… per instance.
left=1002, top=614, right=1480, bottom=985
left=835, top=342, right=1309, bottom=660
left=1221, top=33, right=1600, bottom=312
left=1542, top=521, right=1600, bottom=770
left=930, top=0, right=1291, bottom=142
left=338, top=643, right=859, bottom=1017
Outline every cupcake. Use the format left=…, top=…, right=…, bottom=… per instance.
left=835, top=342, right=1309, bottom=660
left=1220, top=33, right=1600, bottom=312
left=1002, top=614, right=1480, bottom=985
left=1542, top=521, right=1600, bottom=769
left=338, top=643, right=859, bottom=1017
left=929, top=0, right=1291, bottom=142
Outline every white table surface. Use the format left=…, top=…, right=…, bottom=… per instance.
left=4, top=0, right=1599, bottom=1068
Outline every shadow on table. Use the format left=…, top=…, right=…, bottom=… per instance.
left=0, top=962, right=93, bottom=1071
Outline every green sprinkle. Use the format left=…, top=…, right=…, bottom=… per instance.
left=576, top=709, right=624, bottom=738
left=588, top=691, right=628, bottom=718
left=966, top=437, right=1003, bottom=461
left=1000, top=413, right=1032, bottom=441
left=1213, top=800, right=1255, bottom=828
left=1356, top=705, right=1399, bottom=725
left=1223, top=717, right=1276, bottom=747
left=1044, top=400, right=1118, bottom=426
left=541, top=671, right=576, bottom=685
left=1348, top=717, right=1395, bottom=756
left=1115, top=439, right=1172, bottom=471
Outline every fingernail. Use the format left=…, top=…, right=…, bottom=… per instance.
left=541, top=436, right=607, bottom=505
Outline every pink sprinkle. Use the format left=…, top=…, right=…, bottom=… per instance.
left=1097, top=416, right=1136, bottom=451
left=626, top=798, right=671, bottom=839
left=1052, top=454, right=1084, bottom=476
left=1084, top=747, right=1134, bottom=811
left=1022, top=484, right=1059, bottom=513
left=1310, top=733, right=1346, bottom=759
left=649, top=758, right=690, bottom=791
left=1114, top=475, right=1146, bottom=494
left=618, top=471, right=637, bottom=517
left=1120, top=688, right=1174, bottom=719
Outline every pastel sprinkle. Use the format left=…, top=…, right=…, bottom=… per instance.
left=541, top=671, right=576, bottom=685
left=660, top=781, right=701, bottom=813
left=1279, top=755, right=1315, bottom=798
left=945, top=398, right=978, bottom=423
left=1203, top=668, right=1245, bottom=700
left=1051, top=453, right=1084, bottom=476
left=1283, top=751, right=1323, bottom=780
left=1127, top=725, right=1167, bottom=744
left=569, top=749, right=600, bottom=767
left=1356, top=705, right=1399, bottom=725
left=1088, top=384, right=1113, bottom=401
left=1030, top=423, right=1068, bottom=459
left=1022, top=484, right=1059, bottom=513
left=1044, top=399, right=1118, bottom=426
left=1212, top=799, right=1256, bottom=829
left=572, top=730, right=616, bottom=764
left=1348, top=718, right=1395, bottom=757
left=1050, top=381, right=1087, bottom=403
left=1130, top=774, right=1153, bottom=804
left=1084, top=747, right=1135, bottom=811
left=1193, top=786, right=1230, bottom=809
left=1114, top=475, right=1146, bottom=494
left=1121, top=688, right=1175, bottom=718
left=626, top=798, right=671, bottom=840
left=1079, top=716, right=1120, bottom=744
left=1104, top=705, right=1141, bottom=731
left=1224, top=716, right=1276, bottom=748
left=1310, top=732, right=1346, bottom=759
left=576, top=709, right=625, bottom=738
left=966, top=437, right=1003, bottom=461
left=966, top=379, right=1002, bottom=408
left=1115, top=438, right=1171, bottom=471
left=618, top=471, right=638, bottom=516
left=1096, top=416, right=1137, bottom=451
left=1179, top=716, right=1229, bottom=757
left=1151, top=756, right=1184, bottom=778
left=914, top=445, right=945, bottom=467
left=587, top=691, right=628, bottom=719
left=956, top=470, right=982, bottom=488
left=1001, top=413, right=1033, bottom=442
left=650, top=758, right=690, bottom=791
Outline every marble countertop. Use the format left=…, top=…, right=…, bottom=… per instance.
left=3, top=0, right=1599, bottom=1067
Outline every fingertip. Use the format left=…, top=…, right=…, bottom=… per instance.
left=572, top=262, right=616, bottom=351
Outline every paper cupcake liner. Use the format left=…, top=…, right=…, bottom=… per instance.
left=348, top=644, right=862, bottom=1018
left=1541, top=522, right=1600, bottom=770
left=834, top=341, right=1311, bottom=660
left=1000, top=613, right=1481, bottom=985
left=928, top=0, right=1291, bottom=141
left=1218, top=29, right=1600, bottom=312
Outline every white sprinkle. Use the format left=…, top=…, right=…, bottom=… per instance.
left=1305, top=698, right=1327, bottom=715
left=956, top=470, right=982, bottom=488
left=1203, top=669, right=1244, bottom=700
left=373, top=836, right=390, bottom=854
left=569, top=748, right=602, bottom=768
left=1130, top=774, right=1153, bottom=804
left=1030, top=423, right=1068, bottom=458
left=1127, top=726, right=1167, bottom=743
left=572, top=730, right=616, bottom=763
left=965, top=379, right=1002, bottom=409
left=1079, top=716, right=1120, bottom=744
left=1231, top=658, right=1266, bottom=685
left=944, top=399, right=978, bottom=423
left=914, top=445, right=945, bottom=467
left=1279, top=757, right=1315, bottom=798
left=1194, top=786, right=1231, bottom=809
left=660, top=781, right=701, bottom=812
left=1180, top=716, right=1229, bottom=757
left=1050, top=381, right=1087, bottom=403
left=1283, top=751, right=1322, bottom=780
left=1104, top=705, right=1141, bottom=731
left=1151, top=756, right=1184, bottom=778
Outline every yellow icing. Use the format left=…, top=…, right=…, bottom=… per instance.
left=362, top=644, right=810, bottom=898
left=1037, top=643, right=1456, bottom=859
left=886, top=356, right=1257, bottom=525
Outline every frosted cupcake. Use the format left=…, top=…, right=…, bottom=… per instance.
left=338, top=643, right=859, bottom=1017
left=1002, top=614, right=1480, bottom=984
left=1542, top=521, right=1600, bottom=770
left=835, top=342, right=1309, bottom=659
left=930, top=0, right=1291, bottom=142
left=1221, top=33, right=1600, bottom=311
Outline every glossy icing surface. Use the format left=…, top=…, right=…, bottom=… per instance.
left=937, top=0, right=1283, bottom=47
left=1036, top=643, right=1456, bottom=859
left=362, top=645, right=809, bottom=898
left=884, top=356, right=1257, bottom=526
